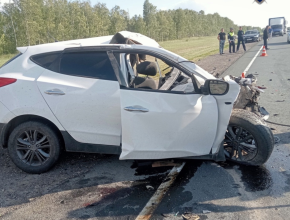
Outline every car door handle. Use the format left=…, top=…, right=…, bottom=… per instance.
left=124, top=105, right=149, bottom=112
left=44, top=89, right=65, bottom=95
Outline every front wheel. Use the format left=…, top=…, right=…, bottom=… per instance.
left=8, top=121, right=61, bottom=174
left=224, top=109, right=274, bottom=166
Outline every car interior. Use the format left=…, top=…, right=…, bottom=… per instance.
left=109, top=34, right=195, bottom=93
left=124, top=53, right=194, bottom=93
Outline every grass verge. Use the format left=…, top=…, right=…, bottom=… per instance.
left=159, top=36, right=229, bottom=61
left=0, top=36, right=228, bottom=67
left=0, top=54, right=17, bottom=67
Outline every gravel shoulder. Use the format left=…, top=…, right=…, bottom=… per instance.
left=196, top=41, right=258, bottom=77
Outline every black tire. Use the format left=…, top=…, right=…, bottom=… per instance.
left=224, top=109, right=274, bottom=166
left=8, top=121, right=61, bottom=174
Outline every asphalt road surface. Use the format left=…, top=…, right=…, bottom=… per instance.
left=1, top=35, right=290, bottom=220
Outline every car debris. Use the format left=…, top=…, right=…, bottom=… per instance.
left=274, top=136, right=281, bottom=144
left=229, top=74, right=270, bottom=120
left=146, top=185, right=154, bottom=190
left=123, top=205, right=140, bottom=210
left=182, top=212, right=200, bottom=220
left=202, top=210, right=212, bottom=214
left=161, top=213, right=170, bottom=218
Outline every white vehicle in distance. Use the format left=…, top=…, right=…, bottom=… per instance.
left=0, top=31, right=274, bottom=174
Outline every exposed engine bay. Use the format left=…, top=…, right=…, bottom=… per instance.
left=229, top=74, right=269, bottom=120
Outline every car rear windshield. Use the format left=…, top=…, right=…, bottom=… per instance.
left=1, top=53, right=22, bottom=68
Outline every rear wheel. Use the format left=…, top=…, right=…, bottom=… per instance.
left=8, top=121, right=61, bottom=174
left=224, top=109, right=274, bottom=166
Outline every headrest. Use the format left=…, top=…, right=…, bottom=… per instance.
left=138, top=54, right=146, bottom=61
left=137, top=61, right=157, bottom=76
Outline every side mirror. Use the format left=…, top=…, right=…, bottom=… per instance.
left=201, top=79, right=229, bottom=95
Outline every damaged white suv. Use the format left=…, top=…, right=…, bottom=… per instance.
left=0, top=31, right=274, bottom=174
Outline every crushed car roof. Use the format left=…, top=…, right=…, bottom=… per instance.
left=17, top=31, right=160, bottom=54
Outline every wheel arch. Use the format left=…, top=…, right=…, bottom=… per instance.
left=1, top=114, right=65, bottom=149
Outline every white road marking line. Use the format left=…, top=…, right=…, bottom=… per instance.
left=243, top=46, right=263, bottom=74
left=135, top=163, right=186, bottom=220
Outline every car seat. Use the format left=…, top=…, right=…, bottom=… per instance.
left=134, top=61, right=157, bottom=90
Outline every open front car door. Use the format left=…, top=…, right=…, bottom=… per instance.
left=119, top=88, right=219, bottom=160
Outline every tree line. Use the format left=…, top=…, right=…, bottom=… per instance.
left=0, top=0, right=262, bottom=54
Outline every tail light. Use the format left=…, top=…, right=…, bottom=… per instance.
left=0, top=77, right=17, bottom=87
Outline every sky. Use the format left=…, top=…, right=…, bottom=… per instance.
left=88, top=0, right=290, bottom=28
left=0, top=0, right=289, bottom=28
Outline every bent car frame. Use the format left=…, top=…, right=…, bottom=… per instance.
left=0, top=31, right=274, bottom=173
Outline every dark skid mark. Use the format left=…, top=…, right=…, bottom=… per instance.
left=239, top=165, right=273, bottom=192
left=219, top=161, right=273, bottom=192
left=170, top=160, right=203, bottom=188
left=151, top=161, right=203, bottom=217
left=68, top=163, right=170, bottom=219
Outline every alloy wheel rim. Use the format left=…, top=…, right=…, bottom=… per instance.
left=16, top=130, right=51, bottom=166
left=224, top=125, right=258, bottom=162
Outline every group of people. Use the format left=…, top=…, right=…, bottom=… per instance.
left=217, top=27, right=247, bottom=55
left=217, top=25, right=271, bottom=55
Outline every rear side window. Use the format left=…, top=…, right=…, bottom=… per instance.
left=30, top=52, right=61, bottom=69
left=59, top=51, right=117, bottom=81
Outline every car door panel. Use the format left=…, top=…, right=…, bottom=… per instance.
left=37, top=70, right=121, bottom=146
left=120, top=89, right=218, bottom=160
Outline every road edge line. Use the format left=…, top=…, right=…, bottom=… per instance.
left=243, top=46, right=263, bottom=74
left=135, top=163, right=186, bottom=220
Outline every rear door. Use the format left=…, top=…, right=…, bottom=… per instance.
left=36, top=49, right=121, bottom=146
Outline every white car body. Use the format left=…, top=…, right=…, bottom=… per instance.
left=0, top=31, right=240, bottom=161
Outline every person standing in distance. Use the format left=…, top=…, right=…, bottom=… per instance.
left=217, top=28, right=226, bottom=55
left=263, top=26, right=270, bottom=50
left=237, top=26, right=246, bottom=52
left=269, top=26, right=273, bottom=38
left=228, top=28, right=236, bottom=53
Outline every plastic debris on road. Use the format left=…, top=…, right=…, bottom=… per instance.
left=146, top=185, right=154, bottom=190
left=182, top=212, right=200, bottom=220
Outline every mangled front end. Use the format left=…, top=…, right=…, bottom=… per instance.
left=229, top=74, right=269, bottom=120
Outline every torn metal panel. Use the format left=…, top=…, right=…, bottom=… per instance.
left=110, top=31, right=160, bottom=48
left=231, top=74, right=269, bottom=120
